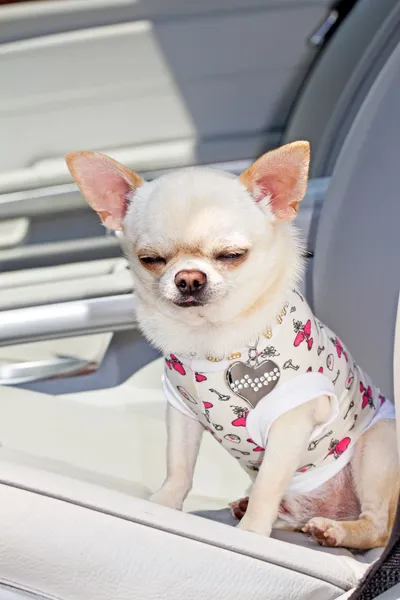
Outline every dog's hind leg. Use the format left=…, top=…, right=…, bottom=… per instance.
left=304, top=419, right=399, bottom=549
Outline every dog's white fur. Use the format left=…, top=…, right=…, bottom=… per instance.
left=122, top=167, right=303, bottom=358
left=66, top=143, right=399, bottom=549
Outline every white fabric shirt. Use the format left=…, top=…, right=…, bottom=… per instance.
left=163, top=289, right=394, bottom=493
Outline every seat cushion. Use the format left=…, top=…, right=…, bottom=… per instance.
left=0, top=461, right=368, bottom=600
left=0, top=359, right=378, bottom=599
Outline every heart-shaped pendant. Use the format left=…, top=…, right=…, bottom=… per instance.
left=226, top=360, right=280, bottom=408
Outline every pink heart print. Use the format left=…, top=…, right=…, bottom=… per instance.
left=325, top=436, right=351, bottom=459
left=231, top=408, right=248, bottom=427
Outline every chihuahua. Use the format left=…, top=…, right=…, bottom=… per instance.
left=66, top=142, right=399, bottom=549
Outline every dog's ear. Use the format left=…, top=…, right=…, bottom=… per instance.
left=65, top=152, right=144, bottom=230
left=239, top=141, right=310, bottom=221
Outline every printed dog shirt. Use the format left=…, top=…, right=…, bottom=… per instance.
left=163, top=288, right=394, bottom=494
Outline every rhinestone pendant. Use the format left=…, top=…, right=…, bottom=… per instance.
left=226, top=360, right=281, bottom=408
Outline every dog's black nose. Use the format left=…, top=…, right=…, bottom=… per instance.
left=174, top=270, right=207, bottom=294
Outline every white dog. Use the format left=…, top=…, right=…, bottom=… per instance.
left=66, top=142, right=399, bottom=549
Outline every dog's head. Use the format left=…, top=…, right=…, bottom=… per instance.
left=66, top=142, right=309, bottom=332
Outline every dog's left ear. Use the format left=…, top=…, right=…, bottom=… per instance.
left=239, top=141, right=310, bottom=221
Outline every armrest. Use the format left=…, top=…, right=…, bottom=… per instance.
left=0, top=355, right=91, bottom=386
left=0, top=294, right=137, bottom=348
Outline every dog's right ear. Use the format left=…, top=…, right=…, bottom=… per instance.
left=65, top=152, right=144, bottom=230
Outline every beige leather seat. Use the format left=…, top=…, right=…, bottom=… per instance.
left=0, top=257, right=130, bottom=382
left=0, top=359, right=372, bottom=600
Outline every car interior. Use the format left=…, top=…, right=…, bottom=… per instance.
left=1, top=0, right=400, bottom=598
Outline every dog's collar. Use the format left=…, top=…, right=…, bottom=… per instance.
left=204, top=300, right=290, bottom=363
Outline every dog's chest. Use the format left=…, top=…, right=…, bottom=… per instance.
left=165, top=356, right=266, bottom=473
left=164, top=289, right=381, bottom=486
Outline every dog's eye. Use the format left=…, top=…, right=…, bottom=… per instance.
left=215, top=250, right=248, bottom=261
left=139, top=256, right=166, bottom=266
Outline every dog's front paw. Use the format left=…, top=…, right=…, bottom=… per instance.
left=237, top=515, right=272, bottom=537
left=149, top=484, right=186, bottom=511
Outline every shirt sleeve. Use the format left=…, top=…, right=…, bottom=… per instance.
left=162, top=370, right=199, bottom=421
left=247, top=372, right=339, bottom=449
